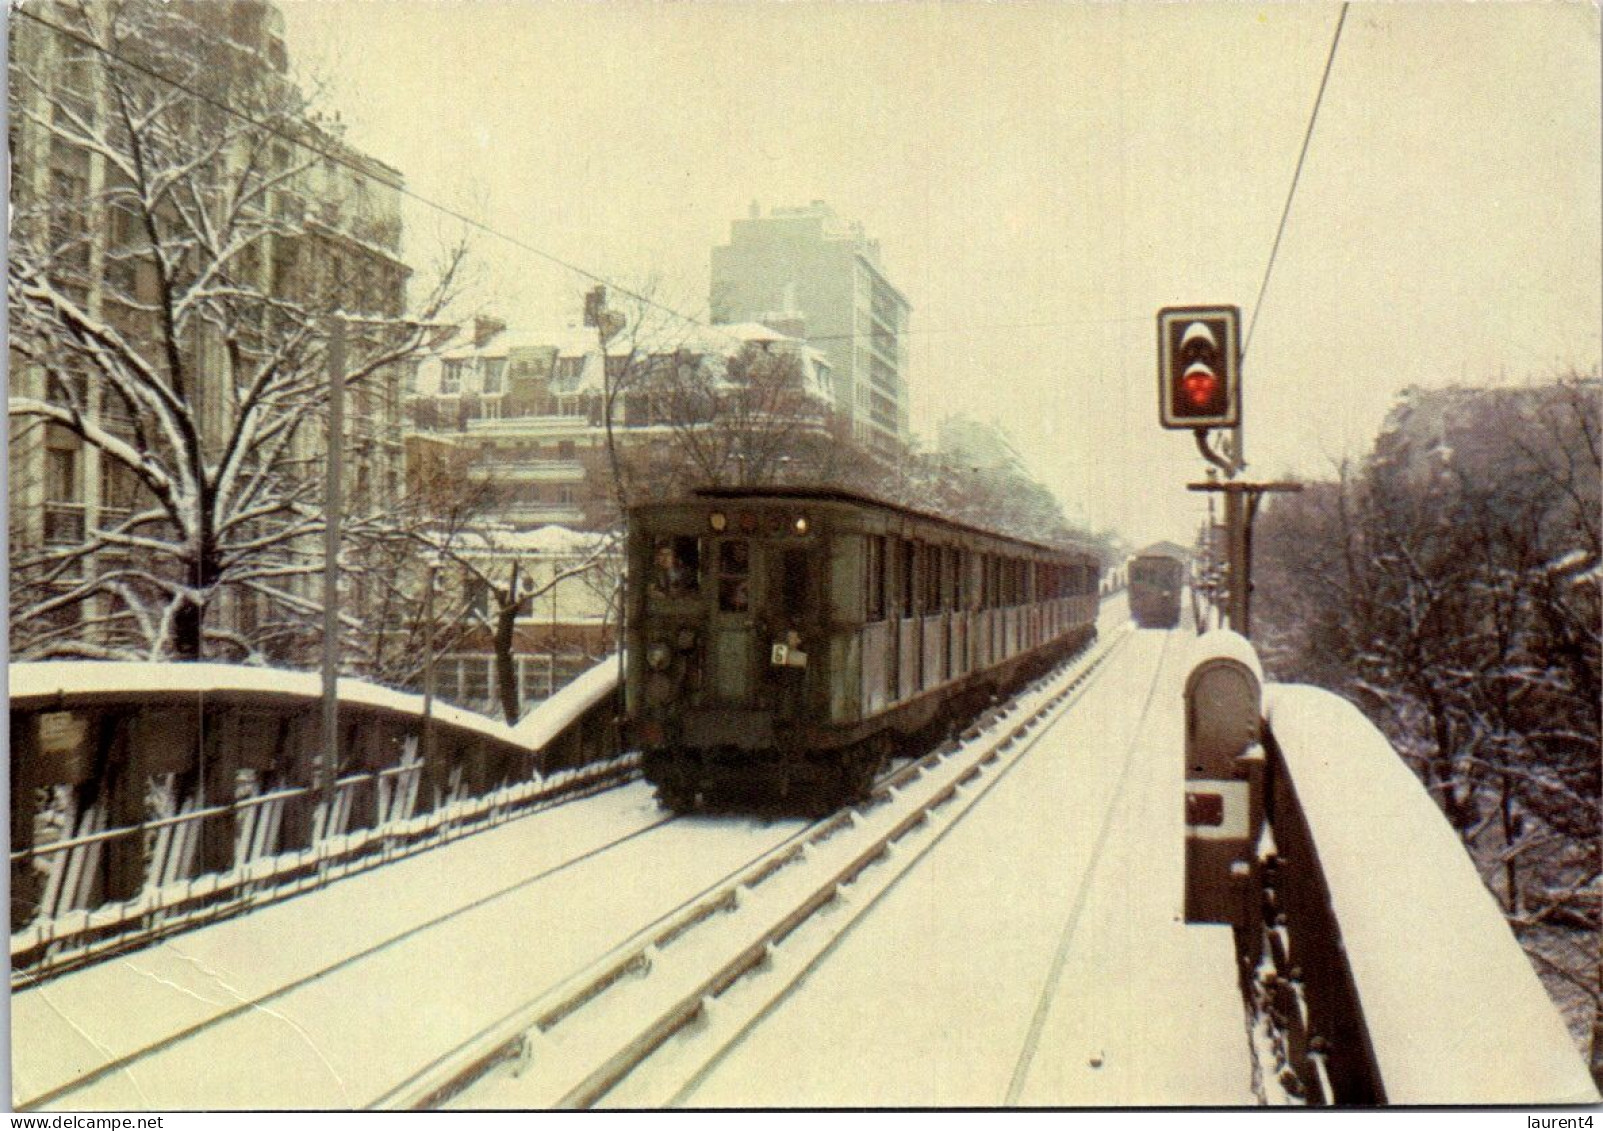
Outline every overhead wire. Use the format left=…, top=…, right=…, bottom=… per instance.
left=1243, top=2, right=1351, bottom=362
left=11, top=4, right=717, bottom=339
left=13, top=6, right=1160, bottom=356
left=20, top=2, right=1350, bottom=365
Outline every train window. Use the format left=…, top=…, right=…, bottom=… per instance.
left=865, top=536, right=886, bottom=622
left=900, top=540, right=915, bottom=618
left=951, top=547, right=964, bottom=609
left=778, top=548, right=810, bottom=623
left=649, top=535, right=700, bottom=598
left=717, top=539, right=750, bottom=612
left=924, top=544, right=941, bottom=613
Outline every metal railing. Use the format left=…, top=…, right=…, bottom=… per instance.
left=10, top=659, right=630, bottom=984
left=12, top=750, right=635, bottom=985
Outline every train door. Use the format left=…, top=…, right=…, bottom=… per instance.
left=706, top=536, right=755, bottom=704
left=762, top=544, right=814, bottom=718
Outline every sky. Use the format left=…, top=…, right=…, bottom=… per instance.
left=278, top=1, right=1601, bottom=549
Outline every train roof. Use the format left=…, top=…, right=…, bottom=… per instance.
left=639, top=485, right=1101, bottom=562
left=1133, top=540, right=1190, bottom=561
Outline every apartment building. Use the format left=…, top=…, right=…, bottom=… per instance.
left=710, top=201, right=912, bottom=456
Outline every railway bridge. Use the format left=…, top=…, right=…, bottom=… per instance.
left=9, top=596, right=1597, bottom=1108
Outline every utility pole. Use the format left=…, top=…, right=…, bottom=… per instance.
left=422, top=561, right=436, bottom=767
left=319, top=316, right=346, bottom=831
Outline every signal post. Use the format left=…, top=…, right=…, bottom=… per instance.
left=1157, top=305, right=1299, bottom=637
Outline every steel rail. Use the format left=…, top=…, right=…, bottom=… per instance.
left=378, top=626, right=1131, bottom=1110
left=15, top=806, right=680, bottom=1112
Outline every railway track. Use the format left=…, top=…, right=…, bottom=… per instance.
left=19, top=617, right=1131, bottom=1111
left=378, top=624, right=1134, bottom=1110
left=16, top=804, right=688, bottom=1111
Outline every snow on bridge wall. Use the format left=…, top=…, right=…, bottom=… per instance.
left=1263, top=683, right=1597, bottom=1105
left=9, top=657, right=626, bottom=980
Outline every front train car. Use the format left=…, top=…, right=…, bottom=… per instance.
left=625, top=487, right=1101, bottom=812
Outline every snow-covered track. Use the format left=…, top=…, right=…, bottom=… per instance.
left=379, top=627, right=1132, bottom=1110
left=15, top=810, right=678, bottom=1112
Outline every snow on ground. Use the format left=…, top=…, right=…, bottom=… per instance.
left=1264, top=685, right=1599, bottom=1105
left=13, top=784, right=806, bottom=1110
left=675, top=624, right=1255, bottom=1107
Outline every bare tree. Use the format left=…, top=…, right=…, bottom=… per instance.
left=8, top=0, right=468, bottom=662
left=1253, top=375, right=1601, bottom=1069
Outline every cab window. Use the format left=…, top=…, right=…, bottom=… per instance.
left=649, top=535, right=700, bottom=598
left=717, top=539, right=750, bottom=612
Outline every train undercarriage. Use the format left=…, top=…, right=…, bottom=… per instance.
left=642, top=625, right=1094, bottom=816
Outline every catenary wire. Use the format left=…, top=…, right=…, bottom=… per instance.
left=1243, top=2, right=1350, bottom=362
left=15, top=7, right=1145, bottom=353
left=11, top=4, right=718, bottom=339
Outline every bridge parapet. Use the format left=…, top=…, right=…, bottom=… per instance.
left=9, top=659, right=627, bottom=983
left=1258, top=683, right=1598, bottom=1105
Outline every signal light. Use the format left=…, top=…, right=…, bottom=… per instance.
left=1158, top=305, right=1240, bottom=429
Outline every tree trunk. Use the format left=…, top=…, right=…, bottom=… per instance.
left=494, top=567, right=523, bottom=725
left=1500, top=775, right=1521, bottom=915
left=171, top=535, right=220, bottom=661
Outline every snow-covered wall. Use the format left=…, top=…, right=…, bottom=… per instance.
left=1265, top=683, right=1598, bottom=1105
left=11, top=657, right=621, bottom=758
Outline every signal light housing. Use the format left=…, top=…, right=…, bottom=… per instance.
left=1158, top=305, right=1241, bottom=429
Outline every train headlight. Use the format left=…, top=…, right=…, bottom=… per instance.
left=709, top=511, right=727, bottom=532
left=793, top=514, right=809, bottom=535
left=647, top=642, right=672, bottom=671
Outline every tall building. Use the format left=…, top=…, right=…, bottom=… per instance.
left=710, top=202, right=912, bottom=456
left=8, top=0, right=411, bottom=661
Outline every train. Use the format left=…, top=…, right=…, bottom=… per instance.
left=1128, top=542, right=1188, bottom=629
left=624, top=487, right=1102, bottom=813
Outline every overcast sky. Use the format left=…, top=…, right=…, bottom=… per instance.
left=280, top=1, right=1600, bottom=548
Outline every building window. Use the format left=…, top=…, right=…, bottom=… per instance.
left=482, top=358, right=506, bottom=395
left=441, top=359, right=467, bottom=395
left=461, top=657, right=490, bottom=704
left=45, top=446, right=78, bottom=502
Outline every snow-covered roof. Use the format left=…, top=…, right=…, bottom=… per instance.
left=454, top=525, right=612, bottom=556
left=414, top=319, right=833, bottom=401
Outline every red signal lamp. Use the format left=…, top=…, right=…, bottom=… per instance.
left=1182, top=364, right=1220, bottom=408
left=1157, top=305, right=1241, bottom=429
